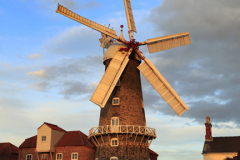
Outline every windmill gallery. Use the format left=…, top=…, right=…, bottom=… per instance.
left=18, top=0, right=192, bottom=160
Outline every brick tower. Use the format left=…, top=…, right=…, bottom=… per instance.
left=88, top=42, right=156, bottom=160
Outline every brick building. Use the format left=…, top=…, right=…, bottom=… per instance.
left=19, top=122, right=158, bottom=160
left=19, top=122, right=96, bottom=160
left=0, top=142, right=19, bottom=160
left=202, top=116, right=240, bottom=160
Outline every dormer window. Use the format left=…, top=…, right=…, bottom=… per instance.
left=42, top=136, right=46, bottom=141
left=112, top=97, right=120, bottom=105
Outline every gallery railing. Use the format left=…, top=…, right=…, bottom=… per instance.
left=89, top=125, right=156, bottom=138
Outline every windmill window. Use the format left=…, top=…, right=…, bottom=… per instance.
left=26, top=154, right=32, bottom=160
left=56, top=153, right=63, bottom=160
left=71, top=153, right=78, bottom=160
left=112, top=98, right=120, bottom=105
left=41, top=154, right=47, bottom=160
left=42, top=136, right=46, bottom=141
left=111, top=117, right=119, bottom=126
left=111, top=138, right=118, bottom=147
left=116, top=79, right=120, bottom=86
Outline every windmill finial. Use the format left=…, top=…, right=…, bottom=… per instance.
left=120, top=25, right=125, bottom=40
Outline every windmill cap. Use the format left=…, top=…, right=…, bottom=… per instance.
left=103, top=41, right=141, bottom=62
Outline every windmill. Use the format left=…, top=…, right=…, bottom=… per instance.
left=56, top=0, right=191, bottom=159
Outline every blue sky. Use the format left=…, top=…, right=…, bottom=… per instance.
left=1, top=0, right=240, bottom=160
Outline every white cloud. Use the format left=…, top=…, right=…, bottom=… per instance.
left=28, top=53, right=42, bottom=60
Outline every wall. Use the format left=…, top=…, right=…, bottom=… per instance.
left=149, top=153, right=158, bottom=160
left=203, top=152, right=238, bottom=160
left=55, top=146, right=95, bottom=160
left=36, top=124, right=51, bottom=152
left=50, top=130, right=65, bottom=152
left=19, top=148, right=38, bottom=160
left=9, top=154, right=18, bottom=160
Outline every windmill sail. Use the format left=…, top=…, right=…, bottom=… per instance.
left=123, top=0, right=137, bottom=33
left=146, top=32, right=191, bottom=54
left=90, top=48, right=133, bottom=108
left=137, top=59, right=188, bottom=116
left=56, top=4, right=119, bottom=40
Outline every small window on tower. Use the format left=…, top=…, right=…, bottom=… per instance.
left=42, top=136, right=46, bottom=141
left=111, top=138, right=118, bottom=147
left=111, top=117, right=119, bottom=126
left=110, top=156, right=118, bottom=160
left=116, top=79, right=120, bottom=86
left=112, top=97, right=120, bottom=105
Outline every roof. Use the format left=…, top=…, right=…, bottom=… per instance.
left=0, top=143, right=19, bottom=158
left=55, top=131, right=95, bottom=149
left=149, top=149, right=158, bottom=156
left=39, top=122, right=66, bottom=132
left=203, top=136, right=240, bottom=153
left=19, top=135, right=37, bottom=148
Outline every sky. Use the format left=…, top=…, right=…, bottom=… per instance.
left=1, top=0, right=240, bottom=159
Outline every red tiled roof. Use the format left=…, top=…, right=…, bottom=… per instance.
left=0, top=143, right=19, bottom=158
left=19, top=135, right=37, bottom=148
left=38, top=122, right=66, bottom=132
left=203, top=136, right=240, bottom=153
left=149, top=149, right=158, bottom=156
left=55, top=131, right=95, bottom=149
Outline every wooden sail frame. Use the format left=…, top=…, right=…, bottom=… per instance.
left=137, top=59, right=188, bottom=116
left=90, top=48, right=133, bottom=108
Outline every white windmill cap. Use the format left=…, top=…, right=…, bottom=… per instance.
left=103, top=41, right=141, bottom=62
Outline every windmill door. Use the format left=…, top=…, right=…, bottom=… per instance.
left=111, top=117, right=119, bottom=133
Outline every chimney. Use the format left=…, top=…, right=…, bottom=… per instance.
left=205, top=116, right=213, bottom=141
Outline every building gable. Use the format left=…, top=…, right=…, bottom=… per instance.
left=36, top=122, right=66, bottom=152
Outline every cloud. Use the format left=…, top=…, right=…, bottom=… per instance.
left=26, top=70, right=46, bottom=78
left=27, top=82, right=49, bottom=92
left=52, top=0, right=99, bottom=10
left=59, top=81, right=95, bottom=99
left=26, top=55, right=104, bottom=99
left=141, top=0, right=240, bottom=126
left=28, top=54, right=42, bottom=60
left=44, top=26, right=101, bottom=55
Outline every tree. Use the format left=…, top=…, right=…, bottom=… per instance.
left=225, top=151, right=240, bottom=160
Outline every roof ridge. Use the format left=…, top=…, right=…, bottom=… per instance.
left=8, top=143, right=12, bottom=155
left=78, top=131, right=85, bottom=146
left=44, top=122, right=58, bottom=126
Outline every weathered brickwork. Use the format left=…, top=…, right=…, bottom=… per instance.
left=94, top=52, right=154, bottom=159
left=95, top=144, right=149, bottom=160
left=19, top=146, right=95, bottom=160
left=100, top=55, right=146, bottom=127
left=19, top=148, right=38, bottom=160
left=55, top=146, right=95, bottom=160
